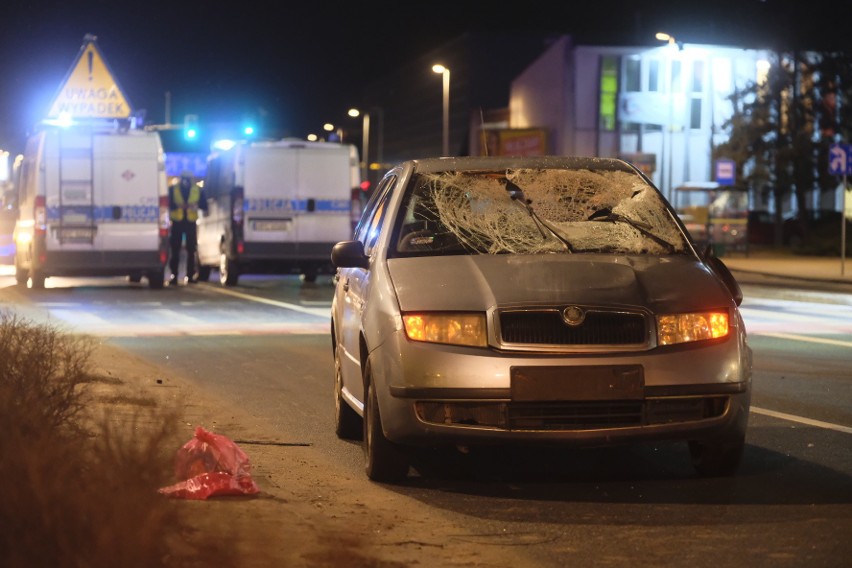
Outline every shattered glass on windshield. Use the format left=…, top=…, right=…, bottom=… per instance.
left=395, top=168, right=689, bottom=256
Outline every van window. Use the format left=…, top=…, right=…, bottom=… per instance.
left=205, top=159, right=222, bottom=197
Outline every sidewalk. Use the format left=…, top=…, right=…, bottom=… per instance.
left=719, top=248, right=852, bottom=291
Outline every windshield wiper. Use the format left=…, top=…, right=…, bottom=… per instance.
left=587, top=208, right=677, bottom=253
left=506, top=179, right=573, bottom=252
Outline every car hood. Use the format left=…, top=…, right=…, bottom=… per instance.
left=386, top=254, right=733, bottom=313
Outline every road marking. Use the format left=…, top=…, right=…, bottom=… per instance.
left=201, top=285, right=329, bottom=318
left=751, top=406, right=852, bottom=435
left=752, top=332, right=852, bottom=348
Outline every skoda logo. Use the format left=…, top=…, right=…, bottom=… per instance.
left=562, top=306, right=586, bottom=326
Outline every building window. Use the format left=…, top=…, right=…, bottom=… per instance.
left=599, top=56, right=618, bottom=131
left=625, top=58, right=641, bottom=92
left=648, top=60, right=660, bottom=92
left=671, top=60, right=682, bottom=92
left=690, top=98, right=702, bottom=129
left=692, top=60, right=705, bottom=92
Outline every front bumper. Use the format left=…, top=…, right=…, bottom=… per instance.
left=370, top=329, right=752, bottom=447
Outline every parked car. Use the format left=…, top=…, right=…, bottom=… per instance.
left=330, top=156, right=752, bottom=482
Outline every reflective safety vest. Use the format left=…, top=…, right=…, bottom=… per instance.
left=170, top=183, right=202, bottom=222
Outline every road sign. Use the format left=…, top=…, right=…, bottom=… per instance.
left=715, top=159, right=736, bottom=186
left=47, top=34, right=133, bottom=120
left=829, top=143, right=852, bottom=175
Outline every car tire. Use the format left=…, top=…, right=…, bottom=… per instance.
left=219, top=253, right=239, bottom=287
left=688, top=434, right=745, bottom=477
left=334, top=345, right=362, bottom=440
left=363, top=364, right=409, bottom=482
left=128, top=272, right=142, bottom=283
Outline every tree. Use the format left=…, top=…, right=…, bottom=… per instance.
left=715, top=49, right=852, bottom=247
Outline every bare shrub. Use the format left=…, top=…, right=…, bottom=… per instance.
left=0, top=312, right=237, bottom=567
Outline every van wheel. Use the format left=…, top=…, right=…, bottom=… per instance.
left=147, top=270, right=165, bottom=289
left=14, top=262, right=28, bottom=286
left=128, top=272, right=142, bottom=283
left=302, top=267, right=318, bottom=283
left=29, top=271, right=45, bottom=290
left=197, top=265, right=211, bottom=282
left=219, top=253, right=239, bottom=286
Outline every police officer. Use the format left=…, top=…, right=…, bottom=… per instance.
left=168, top=170, right=208, bottom=285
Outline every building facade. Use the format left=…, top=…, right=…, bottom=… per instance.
left=502, top=35, right=770, bottom=206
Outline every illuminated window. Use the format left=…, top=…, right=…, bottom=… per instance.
left=599, top=56, right=618, bottom=131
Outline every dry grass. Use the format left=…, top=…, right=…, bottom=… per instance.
left=0, top=311, right=238, bottom=568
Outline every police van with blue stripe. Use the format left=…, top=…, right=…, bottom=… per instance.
left=197, top=139, right=361, bottom=285
left=13, top=124, right=170, bottom=289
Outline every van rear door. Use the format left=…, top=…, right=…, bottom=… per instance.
left=243, top=145, right=298, bottom=244
left=93, top=132, right=161, bottom=252
left=52, top=127, right=96, bottom=247
left=294, top=145, right=353, bottom=246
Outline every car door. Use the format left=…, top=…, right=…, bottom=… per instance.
left=336, top=174, right=397, bottom=406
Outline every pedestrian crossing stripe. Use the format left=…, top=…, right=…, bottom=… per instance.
left=47, top=34, right=133, bottom=120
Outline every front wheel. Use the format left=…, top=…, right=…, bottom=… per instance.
left=363, top=364, right=409, bottom=483
left=688, top=434, right=745, bottom=477
left=334, top=344, right=362, bottom=440
left=219, top=252, right=239, bottom=286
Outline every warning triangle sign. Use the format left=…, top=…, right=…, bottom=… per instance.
left=47, top=35, right=133, bottom=120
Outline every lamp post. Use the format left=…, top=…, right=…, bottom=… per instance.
left=432, top=64, right=450, bottom=156
left=656, top=31, right=681, bottom=202
left=348, top=108, right=369, bottom=184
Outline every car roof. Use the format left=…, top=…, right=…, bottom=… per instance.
left=405, top=155, right=642, bottom=175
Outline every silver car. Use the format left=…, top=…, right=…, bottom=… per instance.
left=330, top=156, right=752, bottom=482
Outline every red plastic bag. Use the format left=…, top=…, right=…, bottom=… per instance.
left=158, top=426, right=260, bottom=500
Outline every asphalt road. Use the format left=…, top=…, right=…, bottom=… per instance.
left=1, top=269, right=850, bottom=566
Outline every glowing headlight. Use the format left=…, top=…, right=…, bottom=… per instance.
left=657, top=311, right=729, bottom=346
left=402, top=313, right=487, bottom=347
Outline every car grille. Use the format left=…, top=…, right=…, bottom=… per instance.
left=499, top=309, right=647, bottom=346
left=416, top=397, right=728, bottom=430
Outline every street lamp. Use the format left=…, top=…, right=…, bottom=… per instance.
left=432, top=64, right=450, bottom=156
left=655, top=32, right=683, bottom=51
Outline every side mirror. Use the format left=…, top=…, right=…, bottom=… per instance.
left=703, top=245, right=743, bottom=306
left=331, top=240, right=370, bottom=269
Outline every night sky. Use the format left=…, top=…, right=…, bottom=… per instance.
left=0, top=0, right=848, bottom=155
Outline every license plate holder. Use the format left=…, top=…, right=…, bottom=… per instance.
left=511, top=365, right=644, bottom=401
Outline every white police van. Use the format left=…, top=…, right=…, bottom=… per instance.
left=197, top=139, right=361, bottom=285
left=13, top=123, right=170, bottom=289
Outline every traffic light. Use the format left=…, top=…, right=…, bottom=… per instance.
left=183, top=114, right=199, bottom=141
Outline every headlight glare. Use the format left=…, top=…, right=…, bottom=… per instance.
left=402, top=313, right=487, bottom=347
left=657, top=311, right=729, bottom=346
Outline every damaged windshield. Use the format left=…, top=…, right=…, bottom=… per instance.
left=394, top=167, right=689, bottom=256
